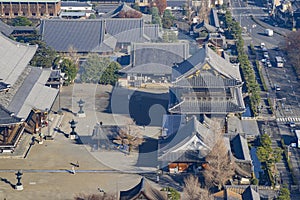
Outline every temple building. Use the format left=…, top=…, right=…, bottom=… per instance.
left=168, top=45, right=245, bottom=116
left=119, top=177, right=167, bottom=200
left=0, top=105, right=24, bottom=152
left=0, top=0, right=61, bottom=18
left=0, top=33, right=59, bottom=152
left=158, top=116, right=216, bottom=173
left=40, top=18, right=160, bottom=54
left=119, top=42, right=189, bottom=87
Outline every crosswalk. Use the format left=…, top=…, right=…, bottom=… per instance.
left=276, top=117, right=300, bottom=122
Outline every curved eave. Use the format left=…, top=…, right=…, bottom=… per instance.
left=0, top=121, right=24, bottom=126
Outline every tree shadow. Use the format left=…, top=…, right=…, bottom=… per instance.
left=0, top=177, right=15, bottom=189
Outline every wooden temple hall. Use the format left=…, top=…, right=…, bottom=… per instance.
left=0, top=0, right=61, bottom=18
left=0, top=105, right=24, bottom=152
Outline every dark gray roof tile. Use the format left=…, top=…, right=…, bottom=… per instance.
left=41, top=19, right=105, bottom=52
left=173, top=45, right=241, bottom=81
left=231, top=134, right=251, bottom=161
left=0, top=20, right=13, bottom=36
left=158, top=116, right=215, bottom=162
left=0, top=105, right=23, bottom=125
left=120, top=177, right=167, bottom=200
left=121, top=42, right=189, bottom=74
left=169, top=101, right=245, bottom=114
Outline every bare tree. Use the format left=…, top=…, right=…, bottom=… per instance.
left=74, top=193, right=115, bottom=200
left=183, top=175, right=211, bottom=200
left=113, top=118, right=144, bottom=153
left=196, top=0, right=210, bottom=23
left=68, top=45, right=80, bottom=66
left=203, top=136, right=235, bottom=190
left=282, top=30, right=300, bottom=76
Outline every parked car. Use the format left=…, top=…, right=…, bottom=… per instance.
left=263, top=52, right=269, bottom=58
left=289, top=122, right=296, bottom=127
left=274, top=84, right=281, bottom=91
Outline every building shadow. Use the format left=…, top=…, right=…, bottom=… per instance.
left=135, top=137, right=158, bottom=168
left=104, top=87, right=169, bottom=126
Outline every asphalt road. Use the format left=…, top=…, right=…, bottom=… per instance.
left=230, top=0, right=300, bottom=194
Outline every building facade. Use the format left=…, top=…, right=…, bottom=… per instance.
left=169, top=45, right=245, bottom=116
left=0, top=0, right=61, bottom=18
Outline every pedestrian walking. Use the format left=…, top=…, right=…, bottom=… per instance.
left=72, top=166, right=76, bottom=174
left=76, top=161, right=79, bottom=168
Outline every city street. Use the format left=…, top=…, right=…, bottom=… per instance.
left=230, top=0, right=300, bottom=195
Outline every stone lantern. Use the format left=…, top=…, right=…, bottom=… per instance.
left=69, top=119, right=78, bottom=140
left=77, top=99, right=86, bottom=117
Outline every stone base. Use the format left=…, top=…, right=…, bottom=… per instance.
left=77, top=113, right=86, bottom=118
left=70, top=134, right=77, bottom=140
left=38, top=140, right=44, bottom=144
left=15, top=184, right=23, bottom=190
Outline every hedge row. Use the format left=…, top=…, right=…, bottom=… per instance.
left=225, top=10, right=261, bottom=116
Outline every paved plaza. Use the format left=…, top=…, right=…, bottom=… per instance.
left=0, top=83, right=169, bottom=199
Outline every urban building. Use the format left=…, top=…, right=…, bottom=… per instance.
left=0, top=0, right=61, bottom=18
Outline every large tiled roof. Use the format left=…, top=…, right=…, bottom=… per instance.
left=193, top=20, right=218, bottom=33
left=61, top=1, right=92, bottom=7
left=172, top=45, right=241, bottom=81
left=167, top=0, right=191, bottom=7
left=120, top=177, right=167, bottom=200
left=0, top=105, right=23, bottom=125
left=144, top=24, right=161, bottom=40
left=242, top=186, right=260, bottom=200
left=1, top=0, right=59, bottom=2
left=8, top=68, right=58, bottom=118
left=40, top=18, right=153, bottom=52
left=0, top=33, right=37, bottom=86
left=169, top=100, right=245, bottom=114
left=95, top=4, right=119, bottom=14
left=102, top=2, right=152, bottom=23
left=173, top=73, right=242, bottom=88
left=40, top=19, right=115, bottom=53
left=158, top=116, right=215, bottom=162
left=105, top=18, right=150, bottom=43
left=0, top=20, right=13, bottom=36
left=231, top=134, right=251, bottom=161
left=169, top=85, right=245, bottom=115
left=120, top=42, right=189, bottom=74
left=162, top=114, right=186, bottom=137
